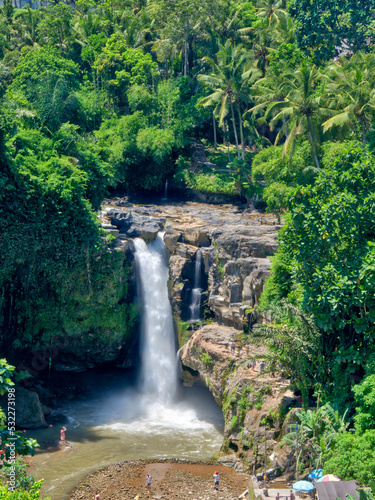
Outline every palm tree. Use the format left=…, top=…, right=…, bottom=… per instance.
left=33, top=75, right=78, bottom=133
left=322, top=53, right=375, bottom=144
left=198, top=42, right=252, bottom=159
left=71, top=11, right=102, bottom=47
left=255, top=0, right=287, bottom=25
left=250, top=18, right=279, bottom=74
left=265, top=64, right=325, bottom=168
left=14, top=7, right=41, bottom=48
left=283, top=403, right=349, bottom=470
left=249, top=65, right=288, bottom=122
left=252, top=301, right=324, bottom=408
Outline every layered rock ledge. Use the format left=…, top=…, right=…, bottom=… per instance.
left=101, top=201, right=281, bottom=328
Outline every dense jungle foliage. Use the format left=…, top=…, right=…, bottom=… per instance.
left=1, top=0, right=375, bottom=488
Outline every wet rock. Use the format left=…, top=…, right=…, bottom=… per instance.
left=126, top=221, right=161, bottom=240
left=180, top=324, right=291, bottom=473
left=46, top=412, right=70, bottom=425
left=174, top=242, right=199, bottom=259
left=109, top=210, right=165, bottom=241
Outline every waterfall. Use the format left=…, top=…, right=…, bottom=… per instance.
left=163, top=179, right=168, bottom=200
left=133, top=234, right=177, bottom=405
left=189, top=250, right=202, bottom=322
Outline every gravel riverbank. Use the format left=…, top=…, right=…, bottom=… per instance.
left=69, top=459, right=250, bottom=500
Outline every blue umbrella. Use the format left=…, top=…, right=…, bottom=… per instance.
left=293, top=481, right=316, bottom=492
left=308, top=469, right=323, bottom=480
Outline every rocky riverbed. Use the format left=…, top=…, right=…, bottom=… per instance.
left=69, top=459, right=251, bottom=500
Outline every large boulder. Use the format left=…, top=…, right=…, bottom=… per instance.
left=15, top=387, right=47, bottom=429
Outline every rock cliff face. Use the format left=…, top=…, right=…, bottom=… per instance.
left=164, top=205, right=279, bottom=327
left=180, top=324, right=295, bottom=473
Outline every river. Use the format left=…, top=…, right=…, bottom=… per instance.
left=29, top=380, right=224, bottom=499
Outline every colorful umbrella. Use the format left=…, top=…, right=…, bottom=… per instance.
left=316, top=474, right=340, bottom=482
left=308, top=469, right=323, bottom=480
left=293, top=481, right=316, bottom=492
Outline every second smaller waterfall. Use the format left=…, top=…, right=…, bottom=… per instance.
left=162, top=179, right=168, bottom=200
left=189, top=250, right=202, bottom=322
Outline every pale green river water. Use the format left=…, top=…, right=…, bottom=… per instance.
left=28, top=383, right=224, bottom=500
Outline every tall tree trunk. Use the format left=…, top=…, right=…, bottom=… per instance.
left=229, top=95, right=240, bottom=159
left=184, top=20, right=189, bottom=77
left=212, top=112, right=217, bottom=150
left=237, top=103, right=245, bottom=160
left=224, top=122, right=230, bottom=161
left=306, top=115, right=320, bottom=169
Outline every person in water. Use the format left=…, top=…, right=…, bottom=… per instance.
left=146, top=474, right=152, bottom=493
left=213, top=471, right=219, bottom=490
left=60, top=427, right=66, bottom=441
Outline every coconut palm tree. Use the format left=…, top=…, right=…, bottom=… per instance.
left=13, top=7, right=41, bottom=48
left=198, top=42, right=253, bottom=159
left=255, top=0, right=287, bottom=25
left=33, top=75, right=78, bottom=133
left=322, top=53, right=375, bottom=144
left=250, top=17, right=280, bottom=74
left=265, top=64, right=325, bottom=168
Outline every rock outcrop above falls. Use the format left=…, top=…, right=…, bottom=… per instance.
left=101, top=201, right=280, bottom=329
left=107, top=209, right=166, bottom=240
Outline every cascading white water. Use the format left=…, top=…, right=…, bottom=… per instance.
left=163, top=179, right=169, bottom=200
left=189, top=250, right=202, bottom=322
left=133, top=234, right=177, bottom=404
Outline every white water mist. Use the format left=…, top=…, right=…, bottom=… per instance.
left=133, top=234, right=177, bottom=404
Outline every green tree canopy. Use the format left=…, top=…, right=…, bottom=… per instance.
left=9, top=47, right=80, bottom=98
left=288, top=0, right=375, bottom=63
left=279, top=146, right=375, bottom=401
left=323, top=430, right=375, bottom=485
left=353, top=374, right=375, bottom=434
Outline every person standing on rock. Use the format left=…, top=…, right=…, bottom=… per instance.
left=95, top=493, right=100, bottom=500
left=146, top=474, right=152, bottom=493
left=60, top=427, right=66, bottom=441
left=213, top=471, right=219, bottom=490
left=230, top=342, right=236, bottom=354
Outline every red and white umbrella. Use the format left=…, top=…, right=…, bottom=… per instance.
left=316, top=474, right=341, bottom=483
